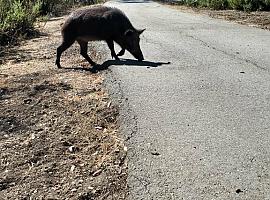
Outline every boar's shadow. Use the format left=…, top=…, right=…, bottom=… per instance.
left=65, top=59, right=171, bottom=73
left=96, top=59, right=170, bottom=70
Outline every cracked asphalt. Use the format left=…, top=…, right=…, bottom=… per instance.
left=104, top=0, right=270, bottom=199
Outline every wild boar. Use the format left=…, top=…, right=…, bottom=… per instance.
left=56, top=6, right=145, bottom=68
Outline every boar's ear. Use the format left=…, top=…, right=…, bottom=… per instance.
left=137, top=28, right=146, bottom=35
left=124, top=29, right=134, bottom=37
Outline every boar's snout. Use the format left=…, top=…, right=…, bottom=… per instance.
left=128, top=48, right=144, bottom=61
left=133, top=49, right=144, bottom=61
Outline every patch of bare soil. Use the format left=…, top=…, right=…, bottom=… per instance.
left=0, top=15, right=127, bottom=199
left=168, top=5, right=270, bottom=30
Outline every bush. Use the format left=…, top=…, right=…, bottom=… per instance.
left=1, top=1, right=34, bottom=32
left=167, top=0, right=270, bottom=10
left=174, top=0, right=229, bottom=9
left=185, top=0, right=200, bottom=6
left=228, top=0, right=270, bottom=11
left=227, top=0, right=243, bottom=9
left=0, top=0, right=100, bottom=46
left=208, top=0, right=229, bottom=9
left=0, top=0, right=38, bottom=45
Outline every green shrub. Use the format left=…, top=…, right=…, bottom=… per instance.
left=265, top=0, right=270, bottom=5
left=168, top=0, right=270, bottom=10
left=258, top=0, right=270, bottom=10
left=227, top=0, right=270, bottom=10
left=265, top=0, right=270, bottom=10
left=0, top=0, right=99, bottom=46
left=1, top=0, right=33, bottom=32
left=175, top=0, right=229, bottom=9
left=208, top=0, right=229, bottom=9
left=0, top=0, right=37, bottom=45
left=194, top=0, right=229, bottom=9
left=176, top=0, right=198, bottom=7
left=32, top=1, right=43, bottom=17
left=228, top=0, right=243, bottom=9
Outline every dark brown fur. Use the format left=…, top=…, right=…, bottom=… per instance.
left=56, top=6, right=145, bottom=68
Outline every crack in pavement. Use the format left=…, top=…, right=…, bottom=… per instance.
left=184, top=34, right=267, bottom=71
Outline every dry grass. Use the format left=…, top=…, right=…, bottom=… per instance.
left=0, top=15, right=127, bottom=199
left=168, top=4, right=270, bottom=30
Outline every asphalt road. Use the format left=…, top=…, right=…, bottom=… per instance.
left=104, top=1, right=270, bottom=199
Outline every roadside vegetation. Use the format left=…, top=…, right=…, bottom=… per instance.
left=165, top=0, right=270, bottom=30
left=0, top=0, right=100, bottom=46
left=1, top=0, right=127, bottom=199
left=0, top=7, right=127, bottom=199
left=164, top=0, right=270, bottom=11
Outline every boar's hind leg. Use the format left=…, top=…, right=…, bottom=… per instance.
left=77, top=40, right=96, bottom=66
left=106, top=40, right=119, bottom=60
left=56, top=39, right=75, bottom=68
left=117, top=48, right=125, bottom=57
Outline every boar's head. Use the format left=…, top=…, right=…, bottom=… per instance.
left=122, top=28, right=145, bottom=61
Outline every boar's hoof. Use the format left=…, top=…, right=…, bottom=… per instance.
left=55, top=61, right=62, bottom=68
left=90, top=66, right=99, bottom=73
left=111, top=53, right=120, bottom=61
left=90, top=61, right=97, bottom=66
left=117, top=49, right=125, bottom=57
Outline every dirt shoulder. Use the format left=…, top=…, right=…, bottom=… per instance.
left=166, top=4, right=270, bottom=30
left=0, top=14, right=127, bottom=199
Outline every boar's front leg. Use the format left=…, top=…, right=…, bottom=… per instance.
left=77, top=40, right=96, bottom=66
left=117, top=48, right=125, bottom=57
left=106, top=40, right=119, bottom=60
left=56, top=38, right=75, bottom=68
